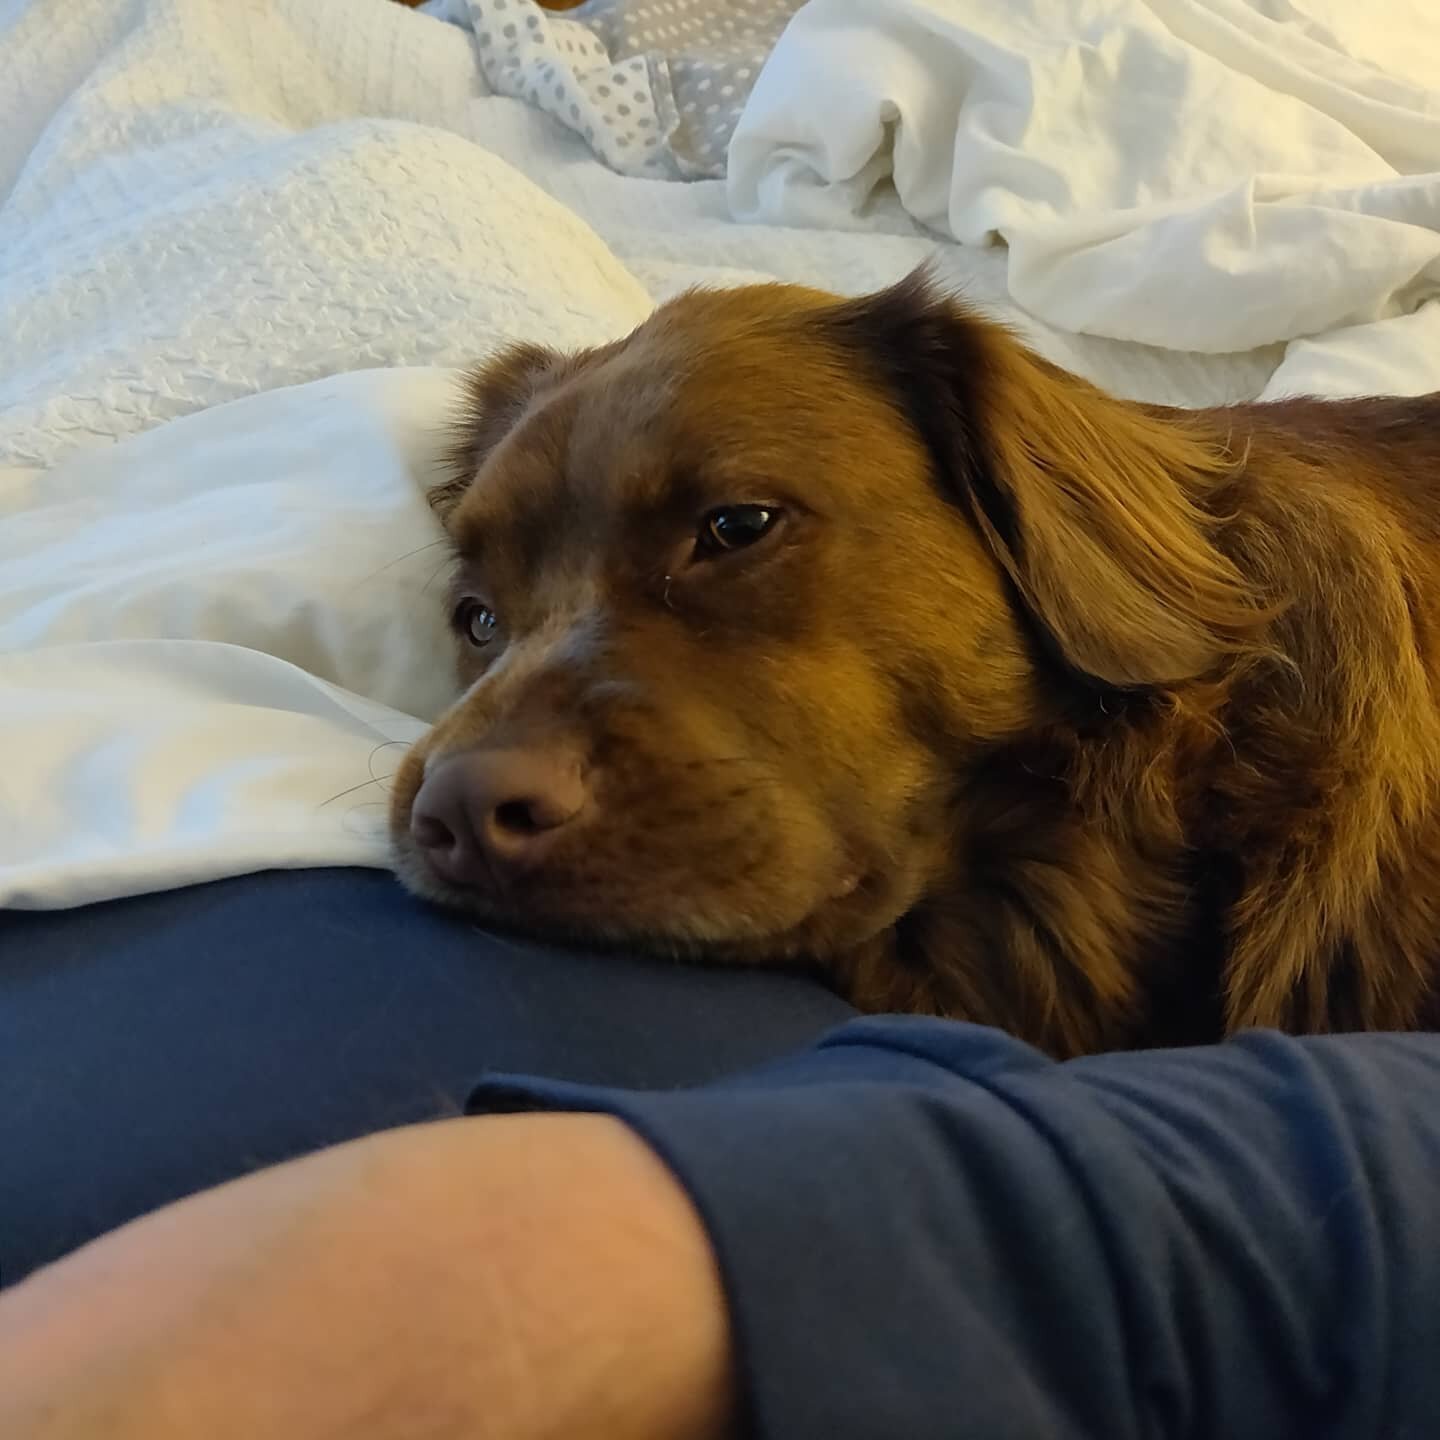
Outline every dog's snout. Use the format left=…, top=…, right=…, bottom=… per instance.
left=410, top=746, right=588, bottom=886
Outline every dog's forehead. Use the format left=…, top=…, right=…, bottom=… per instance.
left=451, top=361, right=698, bottom=587
left=455, top=300, right=917, bottom=581
left=561, top=343, right=686, bottom=492
left=497, top=326, right=819, bottom=507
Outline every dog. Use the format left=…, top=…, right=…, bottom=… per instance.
left=388, top=272, right=1440, bottom=1058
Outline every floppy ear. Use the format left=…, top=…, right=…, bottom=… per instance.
left=429, top=342, right=566, bottom=523
left=823, top=273, right=1271, bottom=688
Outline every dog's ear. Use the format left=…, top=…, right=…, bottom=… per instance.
left=823, top=272, right=1270, bottom=689
left=430, top=342, right=566, bottom=523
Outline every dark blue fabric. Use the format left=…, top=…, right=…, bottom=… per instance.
left=472, top=1018, right=1440, bottom=1440
left=0, top=867, right=852, bottom=1287
left=12, top=870, right=1440, bottom=1438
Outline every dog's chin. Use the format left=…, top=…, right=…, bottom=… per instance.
left=389, top=837, right=911, bottom=965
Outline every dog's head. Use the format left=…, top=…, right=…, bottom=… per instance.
left=389, top=274, right=1260, bottom=989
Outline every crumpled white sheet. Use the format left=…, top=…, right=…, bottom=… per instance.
left=0, top=369, right=458, bottom=909
left=729, top=0, right=1440, bottom=396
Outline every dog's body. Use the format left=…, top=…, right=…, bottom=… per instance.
left=390, top=275, right=1440, bottom=1057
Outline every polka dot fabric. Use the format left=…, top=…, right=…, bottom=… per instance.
left=461, top=0, right=801, bottom=179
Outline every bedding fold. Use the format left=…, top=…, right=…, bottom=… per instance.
left=729, top=0, right=1440, bottom=390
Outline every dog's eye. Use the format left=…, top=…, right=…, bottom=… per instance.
left=697, top=504, right=781, bottom=558
left=454, top=598, right=499, bottom=648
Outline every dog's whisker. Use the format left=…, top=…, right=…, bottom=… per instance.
left=366, top=741, right=410, bottom=784
left=422, top=556, right=458, bottom=596
left=318, top=775, right=397, bottom=810
left=349, top=539, right=449, bottom=591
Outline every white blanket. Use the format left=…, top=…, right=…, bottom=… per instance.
left=1, top=370, right=458, bottom=908
left=729, top=0, right=1440, bottom=397
left=0, top=0, right=655, bottom=470
left=0, top=0, right=1393, bottom=913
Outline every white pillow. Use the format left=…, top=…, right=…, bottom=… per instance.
left=1, top=368, right=481, bottom=909
left=2, top=368, right=468, bottom=716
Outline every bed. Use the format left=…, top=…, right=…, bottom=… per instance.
left=3, top=0, right=1438, bottom=1279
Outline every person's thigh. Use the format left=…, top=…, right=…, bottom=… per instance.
left=0, top=868, right=854, bottom=1286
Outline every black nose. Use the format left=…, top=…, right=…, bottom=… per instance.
left=409, top=747, right=588, bottom=886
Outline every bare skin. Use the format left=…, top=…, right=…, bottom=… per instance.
left=0, top=1115, right=735, bottom=1440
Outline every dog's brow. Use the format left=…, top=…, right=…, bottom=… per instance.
left=660, top=464, right=712, bottom=517
left=450, top=514, right=486, bottom=561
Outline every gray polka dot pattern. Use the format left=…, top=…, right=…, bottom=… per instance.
left=461, top=0, right=801, bottom=180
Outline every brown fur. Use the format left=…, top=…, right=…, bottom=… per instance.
left=389, top=273, right=1440, bottom=1057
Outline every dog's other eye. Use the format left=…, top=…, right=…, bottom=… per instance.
left=454, top=598, right=499, bottom=648
left=696, top=504, right=781, bottom=558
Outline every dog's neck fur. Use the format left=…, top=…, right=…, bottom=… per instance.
left=838, top=699, right=1222, bottom=1056
left=841, top=395, right=1440, bottom=1058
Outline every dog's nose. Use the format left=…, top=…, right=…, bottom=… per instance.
left=409, top=747, right=588, bottom=886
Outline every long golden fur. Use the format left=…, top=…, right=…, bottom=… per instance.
left=389, top=273, right=1440, bottom=1057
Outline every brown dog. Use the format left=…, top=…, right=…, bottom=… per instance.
left=388, top=273, right=1440, bottom=1057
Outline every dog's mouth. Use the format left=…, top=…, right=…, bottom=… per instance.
left=389, top=814, right=900, bottom=964
left=384, top=720, right=942, bottom=968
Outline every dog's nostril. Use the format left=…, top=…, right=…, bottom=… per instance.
left=493, top=798, right=545, bottom=836
left=412, top=747, right=588, bottom=880
left=411, top=813, right=457, bottom=851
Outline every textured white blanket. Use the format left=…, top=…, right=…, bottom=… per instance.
left=730, top=0, right=1440, bottom=396
left=0, top=0, right=656, bottom=470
